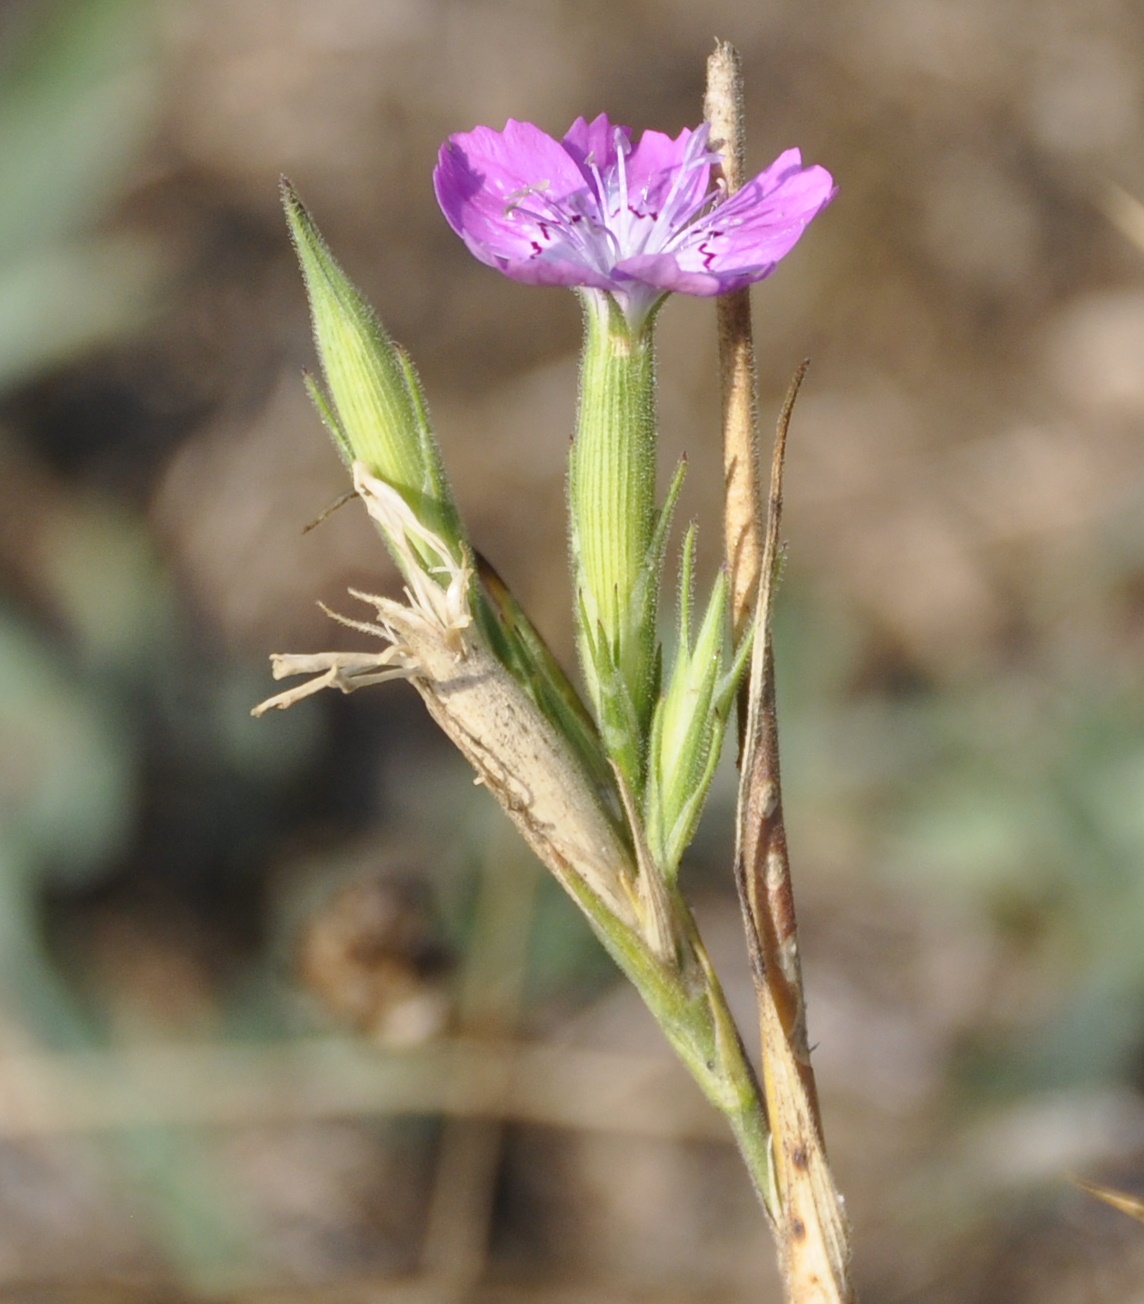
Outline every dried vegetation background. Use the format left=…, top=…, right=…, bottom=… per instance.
left=3, top=0, right=1144, bottom=1300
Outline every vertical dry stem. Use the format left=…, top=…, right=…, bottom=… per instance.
left=706, top=40, right=855, bottom=1304
left=707, top=43, right=764, bottom=648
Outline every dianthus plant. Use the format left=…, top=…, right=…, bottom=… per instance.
left=256, top=46, right=851, bottom=1304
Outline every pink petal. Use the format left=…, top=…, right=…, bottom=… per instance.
left=561, top=113, right=631, bottom=176
left=434, top=119, right=590, bottom=267
left=667, top=155, right=836, bottom=285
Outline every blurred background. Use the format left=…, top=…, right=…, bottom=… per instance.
left=2, top=0, right=1144, bottom=1299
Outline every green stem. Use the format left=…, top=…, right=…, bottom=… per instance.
left=559, top=864, right=777, bottom=1220
left=568, top=291, right=658, bottom=795
left=670, top=920, right=779, bottom=1221
left=712, top=994, right=780, bottom=1220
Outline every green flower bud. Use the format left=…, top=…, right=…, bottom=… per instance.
left=281, top=179, right=461, bottom=558
left=646, top=529, right=751, bottom=879
left=568, top=292, right=661, bottom=797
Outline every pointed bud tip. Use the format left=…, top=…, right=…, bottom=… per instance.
left=279, top=175, right=301, bottom=216
left=280, top=178, right=323, bottom=258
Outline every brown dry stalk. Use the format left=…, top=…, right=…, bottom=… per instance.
left=706, top=40, right=855, bottom=1303
left=706, top=42, right=764, bottom=648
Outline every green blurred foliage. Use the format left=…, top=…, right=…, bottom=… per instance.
left=772, top=554, right=1144, bottom=1101
left=0, top=0, right=165, bottom=389
left=0, top=2, right=317, bottom=1283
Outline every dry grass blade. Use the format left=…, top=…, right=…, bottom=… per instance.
left=1073, top=1175, right=1144, bottom=1225
left=1101, top=182, right=1144, bottom=253
left=735, top=372, right=853, bottom=1303
left=707, top=39, right=855, bottom=1303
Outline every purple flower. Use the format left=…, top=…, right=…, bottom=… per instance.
left=434, top=114, right=835, bottom=328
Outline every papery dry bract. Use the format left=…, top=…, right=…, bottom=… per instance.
left=255, top=465, right=641, bottom=932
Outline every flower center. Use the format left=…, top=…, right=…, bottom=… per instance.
left=502, top=125, right=721, bottom=275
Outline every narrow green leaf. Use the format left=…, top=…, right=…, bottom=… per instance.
left=302, top=371, right=351, bottom=464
